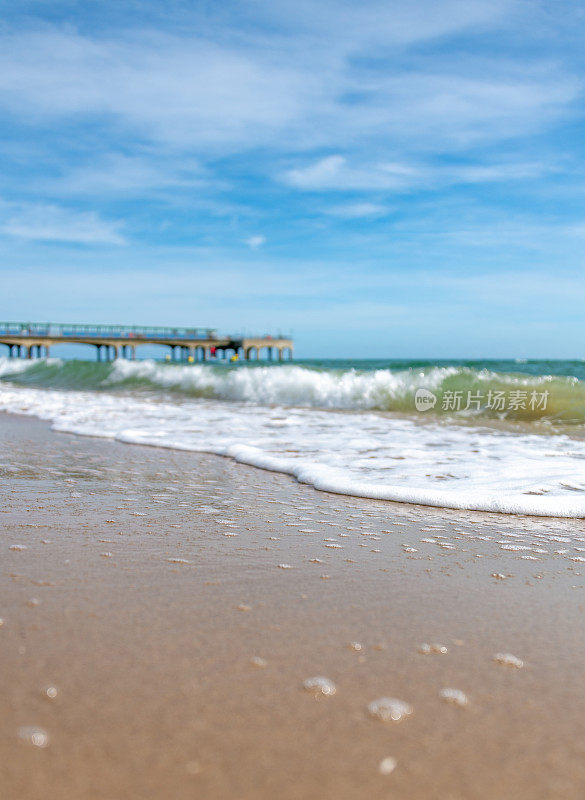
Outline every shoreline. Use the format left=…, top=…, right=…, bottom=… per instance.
left=2, top=413, right=585, bottom=798
left=3, top=389, right=585, bottom=517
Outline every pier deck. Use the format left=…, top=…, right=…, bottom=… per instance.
left=0, top=323, right=293, bottom=362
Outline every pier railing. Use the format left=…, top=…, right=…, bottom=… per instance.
left=0, top=321, right=294, bottom=362
left=0, top=322, right=218, bottom=339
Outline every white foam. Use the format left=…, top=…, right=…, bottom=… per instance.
left=0, top=359, right=45, bottom=378
left=2, top=380, right=585, bottom=517
left=106, top=358, right=459, bottom=409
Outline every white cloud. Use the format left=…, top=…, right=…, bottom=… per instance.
left=285, top=156, right=421, bottom=190
left=53, top=154, right=206, bottom=196
left=0, top=203, right=126, bottom=245
left=0, top=30, right=317, bottom=151
left=324, top=202, right=390, bottom=218
left=284, top=154, right=551, bottom=192
left=0, top=2, right=576, bottom=162
left=244, top=235, right=266, bottom=248
left=249, top=0, right=512, bottom=50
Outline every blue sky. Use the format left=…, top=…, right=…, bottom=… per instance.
left=1, top=0, right=585, bottom=357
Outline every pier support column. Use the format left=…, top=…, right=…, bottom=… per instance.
left=26, top=346, right=33, bottom=359
left=45, top=345, right=51, bottom=358
left=267, top=347, right=273, bottom=361
left=131, top=346, right=136, bottom=360
left=278, top=348, right=283, bottom=361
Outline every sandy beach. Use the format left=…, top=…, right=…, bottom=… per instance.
left=2, top=411, right=585, bottom=799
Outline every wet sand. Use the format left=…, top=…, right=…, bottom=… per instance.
left=2, top=412, right=585, bottom=799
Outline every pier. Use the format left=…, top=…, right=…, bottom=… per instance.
left=0, top=322, right=294, bottom=362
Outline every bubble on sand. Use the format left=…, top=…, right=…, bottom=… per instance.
left=349, top=642, right=364, bottom=652
left=378, top=757, right=397, bottom=775
left=419, top=642, right=448, bottom=655
left=251, top=656, right=267, bottom=668
left=303, top=676, right=336, bottom=696
left=27, top=598, right=39, bottom=607
left=237, top=603, right=251, bottom=612
left=278, top=563, right=293, bottom=569
left=367, top=697, right=413, bottom=722
left=494, top=652, right=524, bottom=668
left=440, top=688, right=468, bottom=706
left=18, top=726, right=49, bottom=748
left=9, top=544, right=27, bottom=551
left=101, top=552, right=113, bottom=558
left=44, top=685, right=58, bottom=700
left=167, top=558, right=191, bottom=564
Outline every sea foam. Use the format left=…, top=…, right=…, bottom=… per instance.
left=2, top=367, right=585, bottom=515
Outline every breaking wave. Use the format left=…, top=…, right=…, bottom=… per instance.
left=1, top=357, right=584, bottom=423
left=3, top=356, right=585, bottom=516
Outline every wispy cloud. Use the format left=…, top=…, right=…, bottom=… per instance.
left=0, top=5, right=577, bottom=160
left=0, top=203, right=126, bottom=245
left=0, top=29, right=314, bottom=151
left=244, top=235, right=267, bottom=248
left=324, top=202, right=390, bottom=218
left=284, top=155, right=552, bottom=192
left=52, top=154, right=207, bottom=196
left=285, top=156, right=421, bottom=190
left=0, top=0, right=584, bottom=354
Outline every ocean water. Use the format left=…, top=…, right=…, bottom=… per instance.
left=2, top=356, right=585, bottom=516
